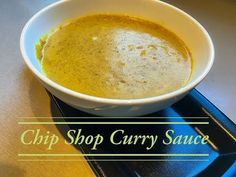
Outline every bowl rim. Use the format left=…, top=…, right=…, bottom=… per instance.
left=20, top=0, right=215, bottom=105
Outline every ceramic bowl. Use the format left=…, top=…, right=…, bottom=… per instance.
left=20, top=0, right=214, bottom=116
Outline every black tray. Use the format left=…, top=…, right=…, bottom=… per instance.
left=48, top=89, right=236, bottom=177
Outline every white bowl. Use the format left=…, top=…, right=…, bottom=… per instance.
left=20, top=0, right=214, bottom=116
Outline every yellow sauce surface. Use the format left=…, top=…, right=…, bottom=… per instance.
left=40, top=14, right=192, bottom=99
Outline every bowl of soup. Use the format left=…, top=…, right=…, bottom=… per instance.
left=20, top=0, right=214, bottom=116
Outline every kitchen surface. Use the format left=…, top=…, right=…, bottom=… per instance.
left=0, top=0, right=235, bottom=177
